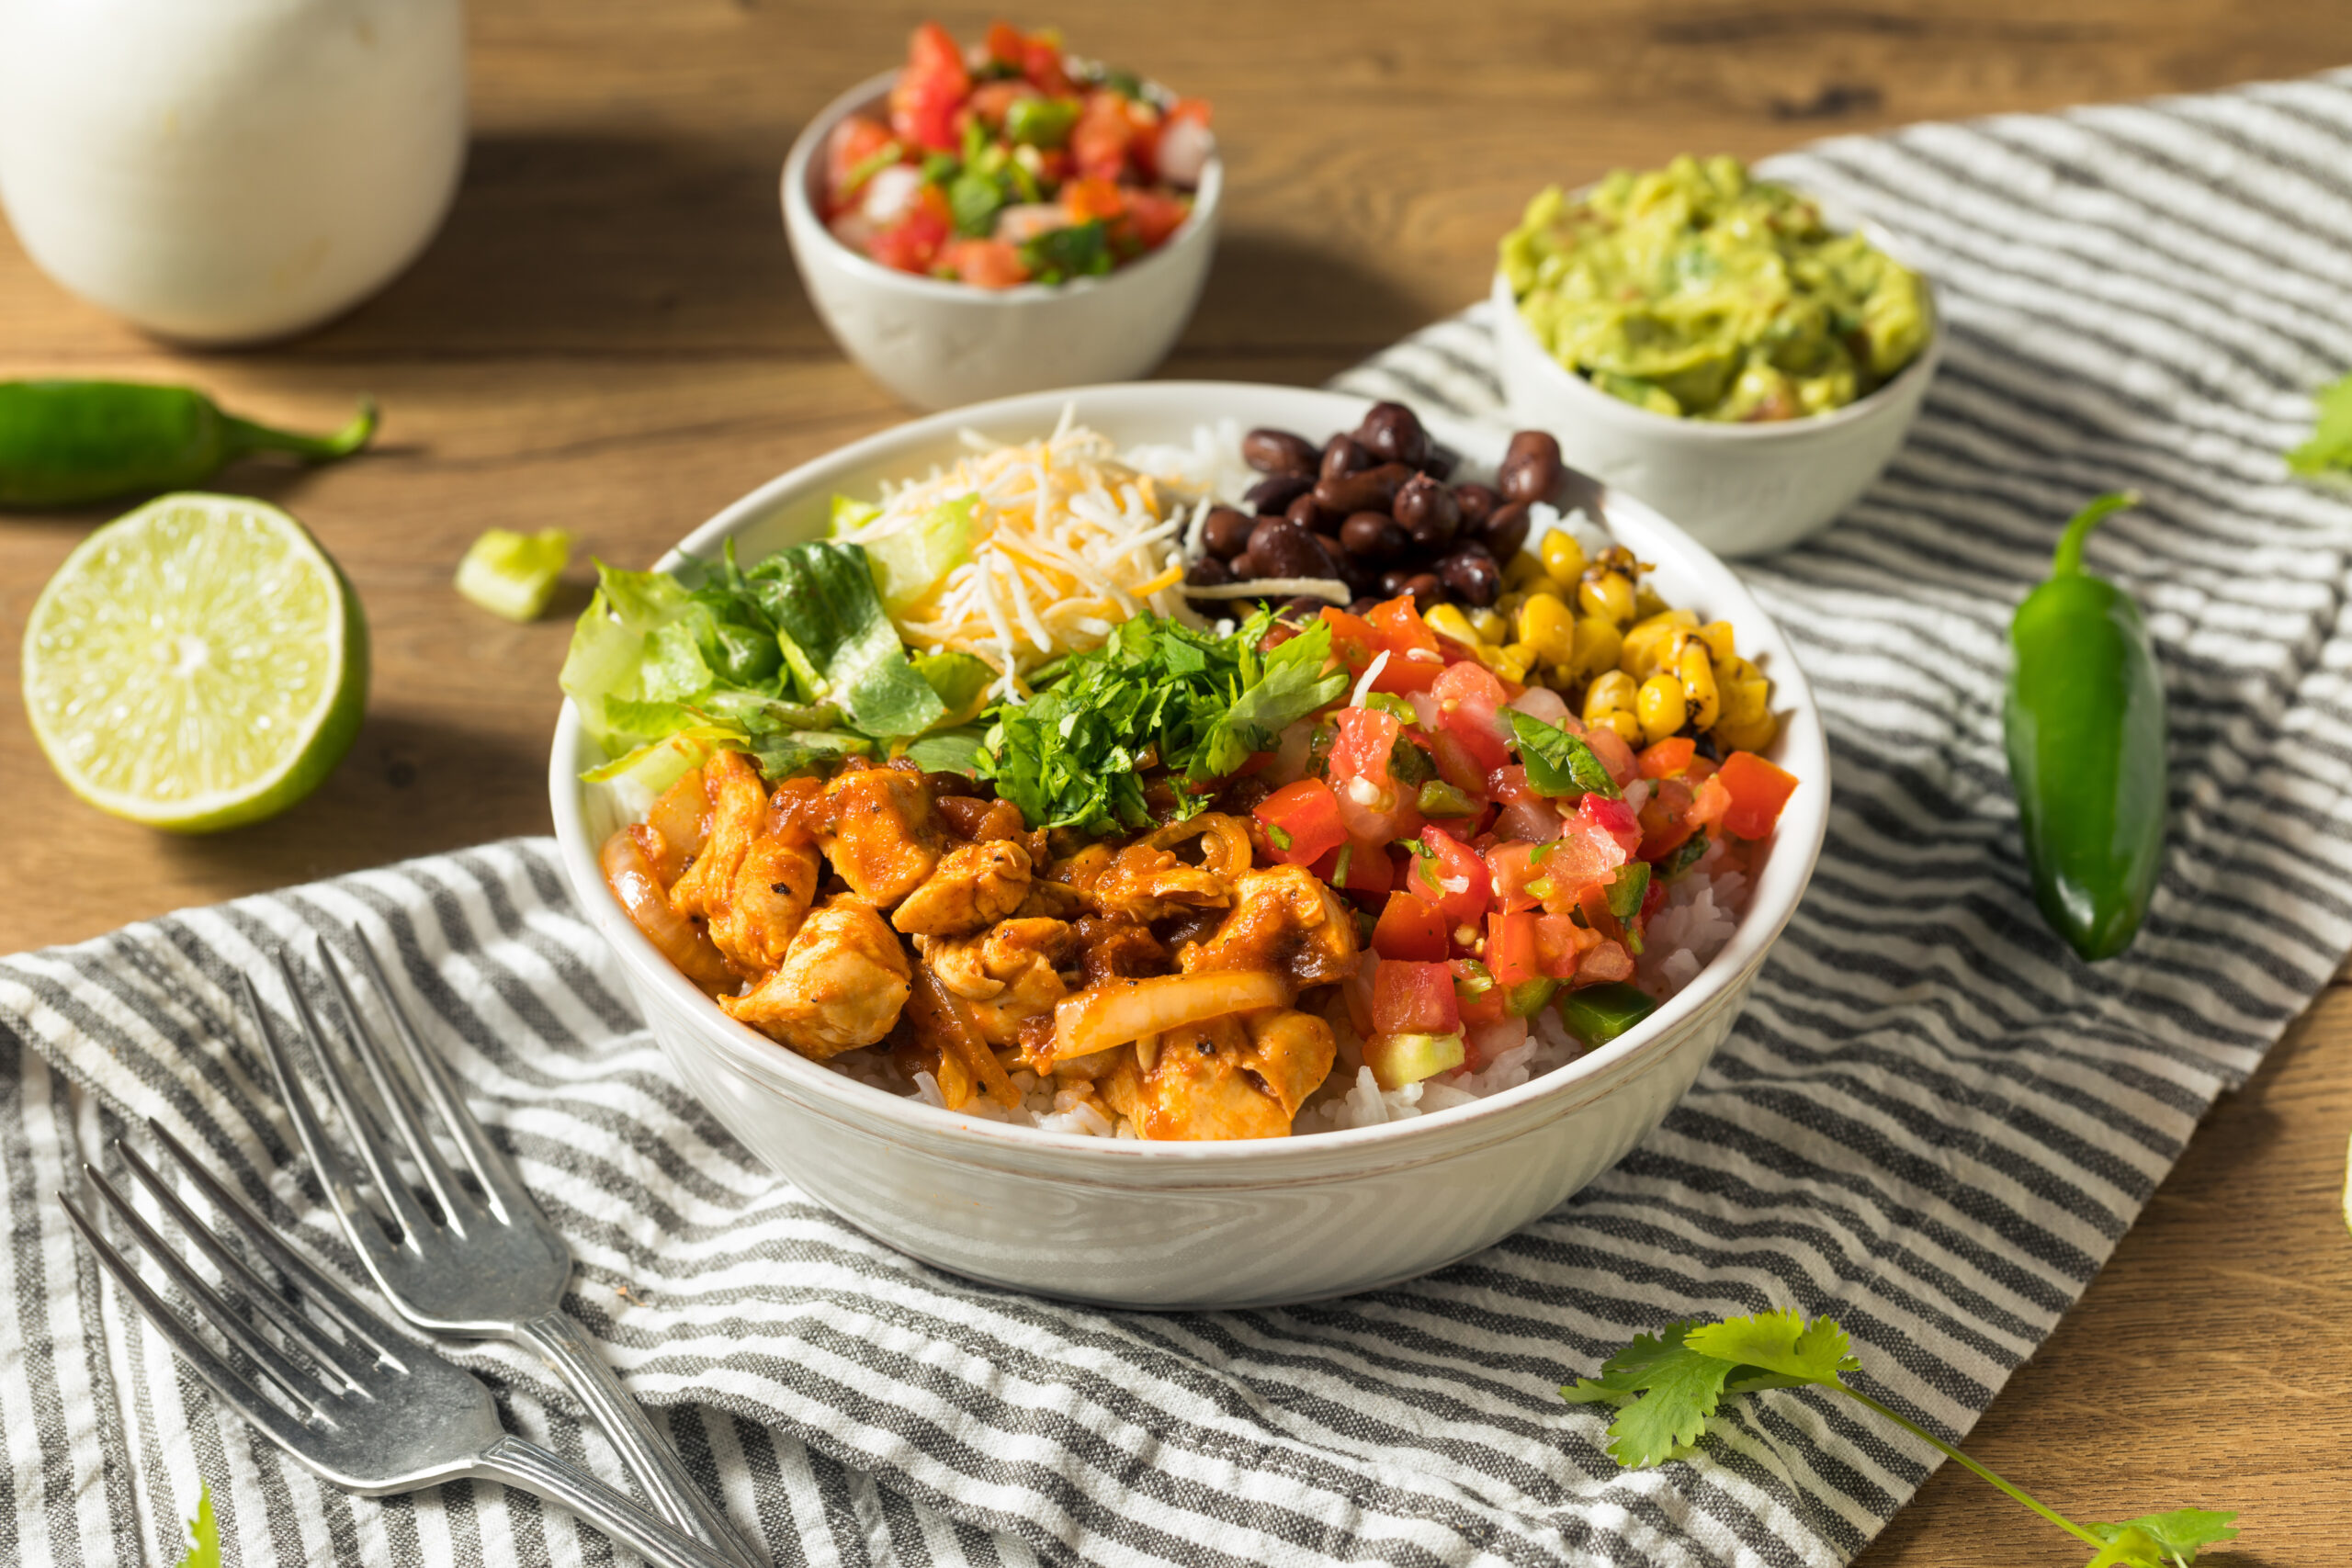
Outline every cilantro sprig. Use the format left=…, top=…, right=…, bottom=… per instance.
left=175, top=1483, right=220, bottom=1568
left=1565, top=1311, right=2237, bottom=1568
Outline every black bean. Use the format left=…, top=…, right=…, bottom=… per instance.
left=1476, top=500, right=1532, bottom=562
left=1401, top=570, right=1443, bottom=611
left=1320, top=434, right=1372, bottom=480
left=1281, top=593, right=1327, bottom=620
left=1390, top=473, right=1460, bottom=547
left=1349, top=596, right=1384, bottom=617
left=1377, top=569, right=1412, bottom=597
left=1313, top=461, right=1412, bottom=517
left=1250, top=519, right=1337, bottom=581
left=1419, top=444, right=1457, bottom=481
left=1453, top=482, right=1500, bottom=527
left=1338, top=511, right=1408, bottom=563
left=1437, top=548, right=1501, bottom=607
left=1355, top=400, right=1430, bottom=467
left=1498, top=429, right=1565, bottom=506
left=1230, top=550, right=1266, bottom=580
left=1285, top=491, right=1334, bottom=534
left=1340, top=556, right=1385, bottom=596
left=1244, top=473, right=1313, bottom=516
left=1185, top=555, right=1233, bottom=588
left=1201, top=505, right=1254, bottom=559
left=1243, top=428, right=1319, bottom=477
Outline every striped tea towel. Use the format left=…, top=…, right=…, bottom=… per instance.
left=8, top=68, right=2352, bottom=1568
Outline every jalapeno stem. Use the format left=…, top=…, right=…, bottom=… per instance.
left=220, top=398, right=378, bottom=465
left=2048, top=490, right=2140, bottom=576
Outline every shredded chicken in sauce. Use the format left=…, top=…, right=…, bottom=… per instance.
left=603, top=751, right=1361, bottom=1139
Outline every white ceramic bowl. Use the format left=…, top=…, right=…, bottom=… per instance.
left=1490, top=233, right=1942, bottom=558
left=781, top=71, right=1222, bottom=411
left=548, top=382, right=1829, bottom=1310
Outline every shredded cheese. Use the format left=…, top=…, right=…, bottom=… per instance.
left=834, top=414, right=1203, bottom=698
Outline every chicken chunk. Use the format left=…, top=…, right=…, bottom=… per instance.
left=722, top=895, right=910, bottom=1059
left=1100, top=1015, right=1292, bottom=1140
left=1238, top=1007, right=1337, bottom=1118
left=918, top=917, right=1073, bottom=1045
left=1059, top=841, right=1232, bottom=922
left=820, top=766, right=940, bottom=908
left=1181, top=864, right=1361, bottom=987
left=666, top=750, right=821, bottom=975
left=892, top=839, right=1031, bottom=938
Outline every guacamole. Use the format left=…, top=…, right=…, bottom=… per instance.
left=1500, top=155, right=1930, bottom=422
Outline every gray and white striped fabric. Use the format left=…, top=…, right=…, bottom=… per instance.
left=7, top=69, right=2352, bottom=1568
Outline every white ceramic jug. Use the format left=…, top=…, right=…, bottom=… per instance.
left=0, top=0, right=466, bottom=344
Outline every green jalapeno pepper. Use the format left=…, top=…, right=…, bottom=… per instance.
left=0, top=380, right=376, bottom=509
left=2003, top=492, right=2167, bottom=961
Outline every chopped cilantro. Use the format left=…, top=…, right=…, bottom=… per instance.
left=948, top=170, right=1006, bottom=237
left=1264, top=821, right=1295, bottom=852
left=1510, top=711, right=1620, bottom=799
left=175, top=1483, right=220, bottom=1568
left=1019, top=220, right=1113, bottom=285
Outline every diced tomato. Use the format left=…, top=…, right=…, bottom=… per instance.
left=1071, top=91, right=1136, bottom=181
left=866, top=185, right=953, bottom=274
left=1318, top=835, right=1394, bottom=894
left=1577, top=940, right=1636, bottom=985
left=1689, top=772, right=1731, bottom=828
left=1455, top=964, right=1510, bottom=1026
left=1021, top=37, right=1074, bottom=96
left=1165, top=96, right=1213, bottom=127
left=1121, top=187, right=1191, bottom=250
left=1355, top=596, right=1443, bottom=694
left=1318, top=607, right=1380, bottom=678
left=822, top=115, right=898, bottom=211
left=1719, top=750, right=1798, bottom=840
left=1534, top=913, right=1597, bottom=978
left=1577, top=882, right=1622, bottom=942
left=1639, top=873, right=1668, bottom=925
left=1373, top=960, right=1459, bottom=1036
left=1487, top=764, right=1541, bottom=807
left=1639, top=737, right=1696, bottom=780
left=1372, top=890, right=1448, bottom=962
left=1433, top=661, right=1512, bottom=773
left=889, top=23, right=970, bottom=152
left=1487, top=912, right=1543, bottom=987
left=1486, top=841, right=1549, bottom=913
left=1062, top=174, right=1126, bottom=223
left=1424, top=728, right=1489, bottom=799
left=1254, top=778, right=1347, bottom=868
left=984, top=19, right=1026, bottom=64
left=1585, top=723, right=1638, bottom=787
left=944, top=238, right=1029, bottom=288
left=1637, top=775, right=1699, bottom=861
left=1328, top=707, right=1420, bottom=842
left=967, top=78, right=1038, bottom=129
left=1578, top=792, right=1645, bottom=859
left=1366, top=595, right=1437, bottom=659
left=1403, top=824, right=1490, bottom=924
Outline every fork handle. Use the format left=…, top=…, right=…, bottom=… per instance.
left=514, top=1308, right=758, bottom=1568
left=475, top=1435, right=751, bottom=1568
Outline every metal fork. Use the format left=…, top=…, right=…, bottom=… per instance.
left=241, top=935, right=756, bottom=1568
left=62, top=1123, right=739, bottom=1568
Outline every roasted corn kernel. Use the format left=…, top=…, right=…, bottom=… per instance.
left=1636, top=671, right=1687, bottom=744
left=1517, top=592, right=1576, bottom=664
left=1619, top=608, right=1700, bottom=678
left=1697, top=620, right=1736, bottom=664
left=1633, top=585, right=1668, bottom=621
left=1422, top=603, right=1479, bottom=649
left=1467, top=606, right=1510, bottom=644
left=1675, top=637, right=1721, bottom=731
left=1569, top=615, right=1623, bottom=678
left=1583, top=669, right=1643, bottom=746
left=1578, top=570, right=1637, bottom=627
left=1503, top=548, right=1548, bottom=592
left=1713, top=711, right=1778, bottom=752
left=1541, top=530, right=1586, bottom=588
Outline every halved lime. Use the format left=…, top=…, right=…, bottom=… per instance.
left=23, top=492, right=368, bottom=833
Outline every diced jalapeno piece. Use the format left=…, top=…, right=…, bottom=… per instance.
left=1555, top=981, right=1657, bottom=1047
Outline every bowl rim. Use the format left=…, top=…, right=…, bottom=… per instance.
left=547, top=381, right=1831, bottom=1168
left=781, top=66, right=1225, bottom=307
left=1488, top=189, right=1945, bottom=443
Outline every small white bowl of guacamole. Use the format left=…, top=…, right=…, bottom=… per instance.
left=1491, top=156, right=1942, bottom=558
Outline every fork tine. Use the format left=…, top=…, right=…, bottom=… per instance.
left=143, top=1120, right=409, bottom=1367
left=314, top=939, right=469, bottom=1227
left=343, top=931, right=539, bottom=1221
left=262, top=953, right=436, bottom=1247
left=120, top=1134, right=382, bottom=1388
left=243, top=969, right=409, bottom=1277
left=60, top=1190, right=319, bottom=1455
left=76, top=1163, right=338, bottom=1421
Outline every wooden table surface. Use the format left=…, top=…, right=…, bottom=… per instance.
left=3, top=2, right=2346, bottom=1561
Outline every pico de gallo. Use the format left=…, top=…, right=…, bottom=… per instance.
left=819, top=21, right=1214, bottom=289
